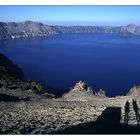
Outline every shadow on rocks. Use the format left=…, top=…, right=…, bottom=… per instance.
left=52, top=107, right=140, bottom=134
left=0, top=93, right=29, bottom=102
left=124, top=101, right=130, bottom=125
left=132, top=99, right=140, bottom=126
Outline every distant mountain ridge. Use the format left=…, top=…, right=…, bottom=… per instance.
left=0, top=20, right=140, bottom=40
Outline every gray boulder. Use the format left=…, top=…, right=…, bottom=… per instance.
left=95, top=89, right=107, bottom=98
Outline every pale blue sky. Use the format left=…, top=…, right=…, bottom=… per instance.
left=0, top=6, right=140, bottom=26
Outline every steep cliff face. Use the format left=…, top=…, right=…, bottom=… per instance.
left=51, top=24, right=140, bottom=35
left=0, top=21, right=56, bottom=40
left=0, top=22, right=11, bottom=40
left=0, top=53, right=56, bottom=98
left=0, top=21, right=140, bottom=41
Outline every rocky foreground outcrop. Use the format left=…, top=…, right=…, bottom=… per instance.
left=0, top=21, right=140, bottom=41
left=1, top=80, right=140, bottom=134
left=1, top=76, right=140, bottom=134
left=63, top=81, right=106, bottom=101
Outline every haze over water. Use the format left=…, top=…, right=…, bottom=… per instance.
left=1, top=33, right=140, bottom=96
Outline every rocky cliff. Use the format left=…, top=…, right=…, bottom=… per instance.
left=127, top=85, right=140, bottom=96
left=0, top=54, right=23, bottom=79
left=0, top=54, right=55, bottom=98
left=63, top=81, right=107, bottom=101
left=0, top=21, right=140, bottom=41
left=0, top=21, right=56, bottom=40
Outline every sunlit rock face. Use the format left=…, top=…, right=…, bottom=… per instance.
left=95, top=89, right=106, bottom=98
left=126, top=24, right=136, bottom=34
left=71, top=81, right=94, bottom=92
left=62, top=81, right=107, bottom=101
left=0, top=21, right=56, bottom=40
left=1, top=21, right=140, bottom=41
left=62, top=81, right=94, bottom=101
left=127, top=86, right=140, bottom=96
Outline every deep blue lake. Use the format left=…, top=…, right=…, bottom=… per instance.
left=1, top=33, right=140, bottom=97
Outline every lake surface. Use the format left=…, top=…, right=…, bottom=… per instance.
left=1, top=33, right=140, bottom=97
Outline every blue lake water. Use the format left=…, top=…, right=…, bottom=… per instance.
left=1, top=33, right=140, bottom=97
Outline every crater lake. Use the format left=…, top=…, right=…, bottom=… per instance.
left=1, top=33, right=140, bottom=97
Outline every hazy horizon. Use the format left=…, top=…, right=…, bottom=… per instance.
left=0, top=6, right=140, bottom=26
left=0, top=20, right=138, bottom=27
